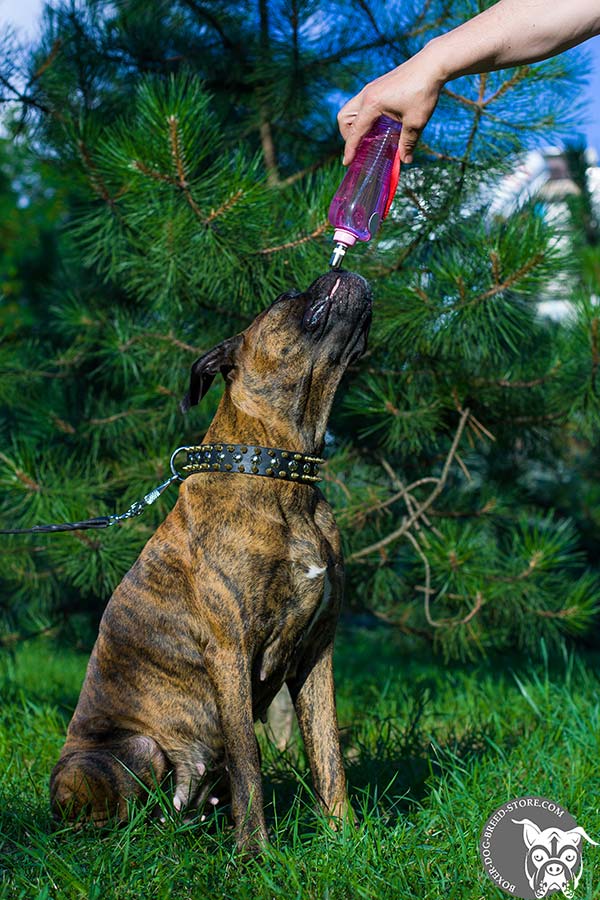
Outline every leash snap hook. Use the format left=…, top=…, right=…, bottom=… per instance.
left=169, top=446, right=190, bottom=481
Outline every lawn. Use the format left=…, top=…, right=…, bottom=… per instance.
left=1, top=624, right=600, bottom=900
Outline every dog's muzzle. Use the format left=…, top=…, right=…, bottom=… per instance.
left=301, top=271, right=372, bottom=343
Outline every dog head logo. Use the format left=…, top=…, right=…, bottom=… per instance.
left=512, top=818, right=597, bottom=898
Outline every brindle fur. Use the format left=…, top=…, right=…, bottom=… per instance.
left=50, top=270, right=372, bottom=851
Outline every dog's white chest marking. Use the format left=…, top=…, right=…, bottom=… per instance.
left=306, top=564, right=327, bottom=579
left=306, top=568, right=332, bottom=633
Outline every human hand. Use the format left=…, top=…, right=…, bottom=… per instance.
left=337, top=44, right=445, bottom=165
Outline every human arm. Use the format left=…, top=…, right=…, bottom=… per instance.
left=339, top=0, right=600, bottom=165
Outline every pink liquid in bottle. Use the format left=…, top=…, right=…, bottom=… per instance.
left=329, top=115, right=402, bottom=267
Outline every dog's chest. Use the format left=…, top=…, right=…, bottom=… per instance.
left=254, top=553, right=336, bottom=695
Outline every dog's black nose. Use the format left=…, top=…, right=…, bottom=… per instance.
left=308, top=270, right=371, bottom=304
left=302, top=271, right=371, bottom=337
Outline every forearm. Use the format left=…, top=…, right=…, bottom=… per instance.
left=427, top=0, right=600, bottom=82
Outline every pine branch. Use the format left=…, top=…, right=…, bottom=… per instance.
left=0, top=452, right=41, bottom=492
left=204, top=189, right=244, bottom=225
left=472, top=363, right=562, bottom=389
left=259, top=112, right=280, bottom=187
left=348, top=408, right=471, bottom=562
left=490, top=552, right=543, bottom=583
left=278, top=152, right=338, bottom=188
left=116, top=332, right=202, bottom=354
left=482, top=66, right=532, bottom=107
left=367, top=606, right=434, bottom=641
left=428, top=500, right=497, bottom=519
left=78, top=140, right=121, bottom=210
left=29, top=38, right=63, bottom=86
left=178, top=0, right=239, bottom=51
left=167, top=114, right=204, bottom=219
left=407, top=529, right=485, bottom=629
left=88, top=409, right=153, bottom=427
left=459, top=251, right=546, bottom=308
left=591, top=315, right=599, bottom=394
left=131, top=160, right=178, bottom=185
left=258, top=222, right=328, bottom=255
left=0, top=622, right=60, bottom=648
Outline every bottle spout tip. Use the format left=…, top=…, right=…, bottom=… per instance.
left=329, top=242, right=347, bottom=269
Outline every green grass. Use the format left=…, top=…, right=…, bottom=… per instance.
left=2, top=626, right=600, bottom=899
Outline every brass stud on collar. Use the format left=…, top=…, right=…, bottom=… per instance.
left=238, top=465, right=245, bottom=473
left=281, top=451, right=289, bottom=459
left=290, top=472, right=299, bottom=480
left=212, top=463, right=220, bottom=470
left=265, top=467, right=273, bottom=476
left=278, top=470, right=287, bottom=478
left=224, top=463, right=232, bottom=471
left=241, top=446, right=248, bottom=454
left=227, top=444, right=234, bottom=453
left=216, top=444, right=223, bottom=451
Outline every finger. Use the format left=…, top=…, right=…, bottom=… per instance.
left=342, top=108, right=380, bottom=165
left=337, top=110, right=357, bottom=143
left=337, top=97, right=360, bottom=142
left=398, top=118, right=424, bottom=165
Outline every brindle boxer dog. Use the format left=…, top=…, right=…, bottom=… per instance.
left=50, top=270, right=371, bottom=852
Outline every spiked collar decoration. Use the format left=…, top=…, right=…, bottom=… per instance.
left=170, top=442, right=324, bottom=485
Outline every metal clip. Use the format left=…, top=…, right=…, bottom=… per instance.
left=169, top=446, right=192, bottom=481
left=108, top=474, right=179, bottom=526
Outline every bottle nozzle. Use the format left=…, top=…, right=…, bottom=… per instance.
left=329, top=242, right=347, bottom=269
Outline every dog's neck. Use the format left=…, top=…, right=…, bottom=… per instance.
left=202, top=389, right=331, bottom=455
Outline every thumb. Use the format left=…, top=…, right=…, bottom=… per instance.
left=398, top=118, right=423, bottom=164
left=343, top=109, right=379, bottom=165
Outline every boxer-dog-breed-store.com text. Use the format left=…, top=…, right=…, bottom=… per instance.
left=50, top=270, right=372, bottom=853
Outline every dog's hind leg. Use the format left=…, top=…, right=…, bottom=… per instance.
left=50, top=734, right=168, bottom=826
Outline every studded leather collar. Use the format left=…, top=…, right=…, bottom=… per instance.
left=170, top=442, right=324, bottom=485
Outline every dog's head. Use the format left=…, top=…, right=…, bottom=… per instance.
left=512, top=818, right=598, bottom=897
left=181, top=270, right=372, bottom=449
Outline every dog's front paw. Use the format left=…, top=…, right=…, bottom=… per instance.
left=236, top=823, right=270, bottom=858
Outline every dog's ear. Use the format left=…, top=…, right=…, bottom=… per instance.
left=512, top=819, right=541, bottom=849
left=564, top=826, right=599, bottom=847
left=180, top=334, right=243, bottom=412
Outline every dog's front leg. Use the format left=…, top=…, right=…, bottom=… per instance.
left=287, top=641, right=352, bottom=826
left=208, top=652, right=268, bottom=853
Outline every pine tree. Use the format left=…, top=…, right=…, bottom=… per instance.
left=1, top=0, right=599, bottom=660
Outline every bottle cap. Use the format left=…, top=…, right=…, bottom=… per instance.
left=333, top=228, right=357, bottom=247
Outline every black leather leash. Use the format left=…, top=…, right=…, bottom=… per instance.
left=0, top=442, right=324, bottom=535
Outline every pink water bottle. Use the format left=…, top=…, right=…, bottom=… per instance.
left=328, top=115, right=402, bottom=268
